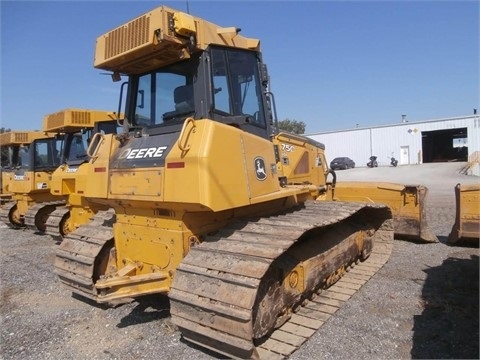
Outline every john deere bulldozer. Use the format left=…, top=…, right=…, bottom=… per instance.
left=0, top=109, right=117, bottom=234
left=55, top=6, right=436, bottom=358
left=45, top=111, right=119, bottom=239
left=0, top=129, right=59, bottom=228
left=1, top=130, right=48, bottom=205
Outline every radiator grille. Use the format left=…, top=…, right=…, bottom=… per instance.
left=70, top=111, right=92, bottom=125
left=14, top=132, right=29, bottom=143
left=0, top=132, right=41, bottom=145
left=105, top=14, right=150, bottom=60
left=45, top=110, right=92, bottom=129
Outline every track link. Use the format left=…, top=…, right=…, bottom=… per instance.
left=24, top=201, right=66, bottom=233
left=169, top=201, right=393, bottom=359
left=54, top=209, right=116, bottom=300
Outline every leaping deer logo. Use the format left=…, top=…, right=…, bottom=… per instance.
left=254, top=157, right=267, bottom=181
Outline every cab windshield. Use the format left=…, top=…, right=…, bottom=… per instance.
left=19, top=138, right=63, bottom=171
left=132, top=57, right=198, bottom=127
left=1, top=145, right=20, bottom=169
left=129, top=47, right=267, bottom=133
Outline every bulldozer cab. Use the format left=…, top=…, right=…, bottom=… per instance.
left=122, top=46, right=272, bottom=140
left=7, top=133, right=60, bottom=198
left=1, top=131, right=54, bottom=203
left=94, top=6, right=272, bottom=140
left=64, top=120, right=118, bottom=166
left=42, top=108, right=119, bottom=167
left=1, top=131, right=48, bottom=170
left=16, top=137, right=62, bottom=173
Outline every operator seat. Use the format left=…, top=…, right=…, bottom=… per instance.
left=174, top=85, right=194, bottom=113
left=163, top=85, right=194, bottom=121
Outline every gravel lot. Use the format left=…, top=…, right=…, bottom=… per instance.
left=1, top=162, right=478, bottom=359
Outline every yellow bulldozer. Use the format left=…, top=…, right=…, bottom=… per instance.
left=0, top=109, right=117, bottom=233
left=1, top=130, right=48, bottom=205
left=0, top=129, right=58, bottom=228
left=55, top=5, right=436, bottom=358
left=45, top=110, right=119, bottom=240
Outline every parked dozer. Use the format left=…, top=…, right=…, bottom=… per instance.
left=0, top=130, right=47, bottom=205
left=0, top=109, right=117, bottom=233
left=0, top=129, right=59, bottom=228
left=55, top=5, right=436, bottom=359
left=46, top=112, right=118, bottom=240
left=448, top=183, right=479, bottom=245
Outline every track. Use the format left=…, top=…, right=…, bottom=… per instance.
left=169, top=201, right=393, bottom=359
left=47, top=207, right=116, bottom=241
left=24, top=201, right=66, bottom=232
left=254, top=229, right=392, bottom=359
left=45, top=207, right=70, bottom=240
left=0, top=201, right=20, bottom=228
left=54, top=209, right=116, bottom=299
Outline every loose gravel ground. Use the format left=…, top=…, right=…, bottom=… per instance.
left=1, top=162, right=478, bottom=359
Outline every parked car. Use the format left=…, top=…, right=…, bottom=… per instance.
left=330, top=157, right=355, bottom=170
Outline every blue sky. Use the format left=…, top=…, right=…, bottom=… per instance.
left=1, top=1, right=478, bottom=133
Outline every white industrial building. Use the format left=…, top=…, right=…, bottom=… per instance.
left=307, top=115, right=480, bottom=171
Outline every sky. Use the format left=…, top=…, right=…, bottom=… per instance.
left=1, top=0, right=479, bottom=134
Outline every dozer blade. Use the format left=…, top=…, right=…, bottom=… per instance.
left=448, top=183, right=480, bottom=245
left=332, top=182, right=438, bottom=243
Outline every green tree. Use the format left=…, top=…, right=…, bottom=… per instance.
left=277, top=118, right=306, bottom=134
left=0, top=128, right=11, bottom=167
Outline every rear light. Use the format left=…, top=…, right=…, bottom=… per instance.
left=167, top=162, right=185, bottom=169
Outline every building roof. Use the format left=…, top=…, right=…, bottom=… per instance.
left=307, top=114, right=479, bottom=136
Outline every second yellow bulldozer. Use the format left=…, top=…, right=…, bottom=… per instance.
left=55, top=5, right=437, bottom=359
left=45, top=110, right=119, bottom=239
left=0, top=109, right=117, bottom=234
left=1, top=129, right=59, bottom=228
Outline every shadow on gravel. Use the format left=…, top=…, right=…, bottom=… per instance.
left=72, top=292, right=112, bottom=309
left=412, top=254, right=479, bottom=359
left=115, top=293, right=228, bottom=359
left=117, top=294, right=170, bottom=328
left=179, top=337, right=228, bottom=359
left=436, top=235, right=448, bottom=244
left=437, top=234, right=479, bottom=248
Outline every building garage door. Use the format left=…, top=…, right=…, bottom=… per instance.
left=421, top=128, right=468, bottom=163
